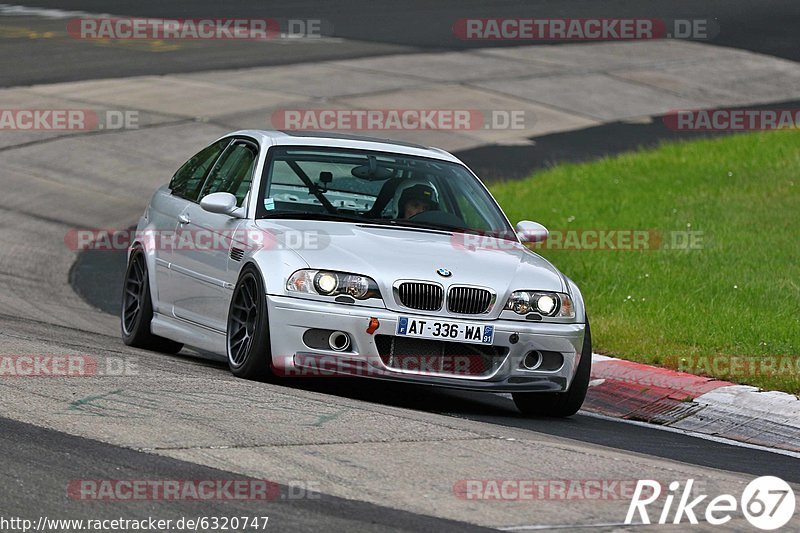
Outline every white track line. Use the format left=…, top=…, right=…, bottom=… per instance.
left=499, top=521, right=642, bottom=531
left=497, top=390, right=799, bottom=457
left=0, top=4, right=113, bottom=18
left=580, top=411, right=800, bottom=459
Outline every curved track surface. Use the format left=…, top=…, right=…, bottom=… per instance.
left=0, top=105, right=796, bottom=532
left=1, top=0, right=799, bottom=86
left=1, top=3, right=799, bottom=530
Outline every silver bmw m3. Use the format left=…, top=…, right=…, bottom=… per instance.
left=121, top=130, right=591, bottom=417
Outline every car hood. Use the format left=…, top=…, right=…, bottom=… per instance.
left=255, top=219, right=566, bottom=312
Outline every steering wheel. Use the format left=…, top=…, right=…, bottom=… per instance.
left=408, top=210, right=435, bottom=221
left=407, top=209, right=467, bottom=228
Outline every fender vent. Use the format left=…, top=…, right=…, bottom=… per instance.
left=230, top=247, right=245, bottom=262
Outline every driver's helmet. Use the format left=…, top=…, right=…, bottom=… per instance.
left=390, top=180, right=440, bottom=218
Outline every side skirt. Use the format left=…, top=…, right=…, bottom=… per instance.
left=151, top=312, right=227, bottom=358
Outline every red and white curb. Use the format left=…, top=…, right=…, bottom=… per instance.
left=585, top=354, right=800, bottom=454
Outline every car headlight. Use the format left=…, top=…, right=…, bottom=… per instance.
left=504, top=291, right=574, bottom=318
left=287, top=270, right=381, bottom=300
left=314, top=272, right=338, bottom=295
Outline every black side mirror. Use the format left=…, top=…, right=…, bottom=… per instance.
left=319, top=171, right=333, bottom=192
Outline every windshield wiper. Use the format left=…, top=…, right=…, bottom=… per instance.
left=384, top=219, right=465, bottom=234
left=260, top=212, right=508, bottom=239
left=355, top=223, right=454, bottom=237
left=260, top=211, right=376, bottom=224
left=382, top=220, right=515, bottom=240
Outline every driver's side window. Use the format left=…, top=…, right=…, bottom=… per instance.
left=169, top=139, right=229, bottom=201
left=199, top=141, right=258, bottom=207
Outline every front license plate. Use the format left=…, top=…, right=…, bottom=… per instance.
left=396, top=317, right=494, bottom=345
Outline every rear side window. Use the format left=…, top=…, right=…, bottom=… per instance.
left=200, top=142, right=258, bottom=207
left=169, top=139, right=229, bottom=201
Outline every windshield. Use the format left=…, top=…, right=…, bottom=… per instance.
left=256, top=146, right=513, bottom=236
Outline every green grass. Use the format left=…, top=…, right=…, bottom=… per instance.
left=490, top=130, right=800, bottom=393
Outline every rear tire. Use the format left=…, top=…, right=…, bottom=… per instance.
left=121, top=249, right=184, bottom=354
left=512, top=321, right=592, bottom=417
left=226, top=265, right=273, bottom=381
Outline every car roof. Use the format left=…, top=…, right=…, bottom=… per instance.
left=224, top=130, right=463, bottom=164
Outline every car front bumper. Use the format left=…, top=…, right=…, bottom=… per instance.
left=266, top=295, right=587, bottom=392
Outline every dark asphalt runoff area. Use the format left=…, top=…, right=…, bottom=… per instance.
left=459, top=99, right=800, bottom=180
left=3, top=1, right=797, bottom=179
left=0, top=417, right=491, bottom=533
left=1, top=0, right=799, bottom=87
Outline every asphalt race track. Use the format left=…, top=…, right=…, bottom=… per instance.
left=0, top=417, right=490, bottom=533
left=2, top=119, right=799, bottom=530
left=1, top=2, right=799, bottom=531
left=71, top=238, right=800, bottom=482
left=1, top=0, right=799, bottom=86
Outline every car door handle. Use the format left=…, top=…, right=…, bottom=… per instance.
left=178, top=214, right=191, bottom=224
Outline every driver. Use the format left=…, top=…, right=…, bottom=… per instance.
left=398, top=184, right=438, bottom=218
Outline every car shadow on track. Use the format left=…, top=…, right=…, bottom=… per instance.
left=183, top=341, right=536, bottom=419
left=256, top=372, right=800, bottom=482
left=146, top=345, right=800, bottom=481
left=287, top=377, right=523, bottom=417
left=180, top=346, right=520, bottom=416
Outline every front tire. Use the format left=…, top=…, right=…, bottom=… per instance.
left=121, top=249, right=184, bottom=354
left=226, top=265, right=273, bottom=380
left=512, top=321, right=592, bottom=418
